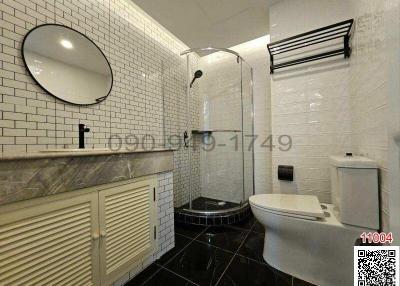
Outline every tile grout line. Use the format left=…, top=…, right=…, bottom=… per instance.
left=247, top=221, right=296, bottom=285
left=191, top=225, right=249, bottom=255
left=175, top=225, right=210, bottom=242
left=246, top=222, right=282, bottom=285
left=156, top=221, right=261, bottom=286
left=159, top=266, right=200, bottom=286
left=134, top=266, right=163, bottom=286
left=234, top=252, right=268, bottom=265
left=154, top=232, right=198, bottom=267
left=191, top=237, right=239, bottom=256
left=189, top=222, right=257, bottom=257
left=235, top=218, right=256, bottom=254
left=155, top=227, right=210, bottom=285
left=213, top=219, right=293, bottom=286
left=231, top=220, right=269, bottom=265
left=213, top=252, right=236, bottom=286
left=194, top=226, right=210, bottom=240
left=214, top=222, right=255, bottom=285
left=156, top=220, right=307, bottom=286
left=173, top=223, right=254, bottom=286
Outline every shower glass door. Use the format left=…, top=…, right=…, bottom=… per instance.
left=188, top=50, right=245, bottom=212
left=241, top=62, right=255, bottom=204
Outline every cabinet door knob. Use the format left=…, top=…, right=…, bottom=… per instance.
left=92, top=233, right=100, bottom=240
left=100, top=231, right=107, bottom=238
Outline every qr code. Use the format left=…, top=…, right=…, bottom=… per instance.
left=355, top=246, right=399, bottom=286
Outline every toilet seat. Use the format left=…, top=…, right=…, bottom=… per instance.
left=249, top=194, right=325, bottom=220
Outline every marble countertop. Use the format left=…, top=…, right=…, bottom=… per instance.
left=0, top=148, right=175, bottom=161
left=0, top=147, right=175, bottom=206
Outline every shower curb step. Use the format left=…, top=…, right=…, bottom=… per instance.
left=174, top=204, right=251, bottom=226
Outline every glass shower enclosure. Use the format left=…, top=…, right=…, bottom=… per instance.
left=176, top=47, right=254, bottom=222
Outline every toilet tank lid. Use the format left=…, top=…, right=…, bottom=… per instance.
left=329, top=155, right=377, bottom=168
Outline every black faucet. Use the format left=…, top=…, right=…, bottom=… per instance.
left=78, top=124, right=90, bottom=149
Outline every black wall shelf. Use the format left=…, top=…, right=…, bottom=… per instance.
left=267, top=19, right=354, bottom=74
left=191, top=129, right=242, bottom=135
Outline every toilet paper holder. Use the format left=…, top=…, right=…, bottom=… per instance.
left=278, top=165, right=293, bottom=181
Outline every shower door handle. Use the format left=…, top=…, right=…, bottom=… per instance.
left=183, top=131, right=189, bottom=148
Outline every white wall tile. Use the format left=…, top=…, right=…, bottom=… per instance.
left=0, top=0, right=198, bottom=209
left=0, top=0, right=192, bottom=281
left=269, top=0, right=391, bottom=231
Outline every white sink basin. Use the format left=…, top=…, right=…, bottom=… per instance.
left=40, top=148, right=110, bottom=153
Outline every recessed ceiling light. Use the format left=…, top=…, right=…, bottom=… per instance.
left=60, top=39, right=73, bottom=49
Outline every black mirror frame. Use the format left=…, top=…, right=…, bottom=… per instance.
left=21, top=23, right=114, bottom=106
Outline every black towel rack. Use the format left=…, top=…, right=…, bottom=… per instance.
left=267, top=19, right=354, bottom=74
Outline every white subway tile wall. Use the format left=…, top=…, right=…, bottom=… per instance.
left=176, top=53, right=201, bottom=205
left=177, top=44, right=264, bottom=205
left=270, top=0, right=391, bottom=231
left=270, top=0, right=353, bottom=204
left=154, top=172, right=175, bottom=257
left=0, top=0, right=199, bottom=209
left=231, top=37, right=272, bottom=195
left=349, top=0, right=390, bottom=231
left=198, top=53, right=245, bottom=203
left=0, top=0, right=194, bottom=281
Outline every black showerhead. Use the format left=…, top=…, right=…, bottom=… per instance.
left=190, top=70, right=203, bottom=88
left=194, top=70, right=203, bottom=78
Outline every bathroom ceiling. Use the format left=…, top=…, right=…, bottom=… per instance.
left=132, top=0, right=278, bottom=49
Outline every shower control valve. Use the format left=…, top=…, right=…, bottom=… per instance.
left=184, top=131, right=189, bottom=148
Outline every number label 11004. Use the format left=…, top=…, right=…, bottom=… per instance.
left=360, top=232, right=393, bottom=244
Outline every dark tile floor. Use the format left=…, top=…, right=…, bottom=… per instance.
left=126, top=216, right=316, bottom=286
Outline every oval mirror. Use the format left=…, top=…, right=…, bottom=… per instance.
left=22, top=24, right=113, bottom=105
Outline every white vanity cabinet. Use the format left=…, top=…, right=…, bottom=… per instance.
left=99, top=177, right=158, bottom=285
left=0, top=176, right=158, bottom=286
left=0, top=192, right=100, bottom=286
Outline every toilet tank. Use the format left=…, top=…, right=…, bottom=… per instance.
left=329, top=155, right=379, bottom=230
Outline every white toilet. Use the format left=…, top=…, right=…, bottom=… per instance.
left=249, top=155, right=379, bottom=286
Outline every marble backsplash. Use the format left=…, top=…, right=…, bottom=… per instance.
left=0, top=150, right=174, bottom=206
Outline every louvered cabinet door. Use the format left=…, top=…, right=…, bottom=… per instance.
left=99, top=177, right=158, bottom=285
left=0, top=192, right=100, bottom=286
